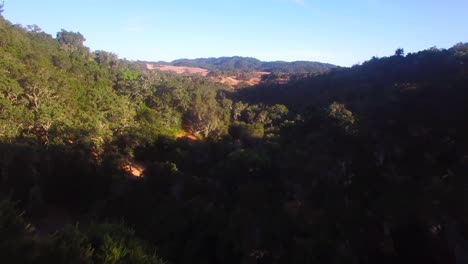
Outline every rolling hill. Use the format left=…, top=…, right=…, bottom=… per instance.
left=143, top=56, right=337, bottom=74
left=139, top=56, right=337, bottom=88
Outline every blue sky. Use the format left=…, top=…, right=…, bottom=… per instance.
left=3, top=0, right=468, bottom=66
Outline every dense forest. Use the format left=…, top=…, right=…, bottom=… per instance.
left=145, top=56, right=336, bottom=74
left=2, top=7, right=468, bottom=264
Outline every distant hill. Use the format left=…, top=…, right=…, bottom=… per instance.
left=142, top=56, right=337, bottom=74
left=237, top=44, right=468, bottom=110
left=138, top=56, right=337, bottom=88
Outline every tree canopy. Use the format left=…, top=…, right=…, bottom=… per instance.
left=1, top=13, right=468, bottom=264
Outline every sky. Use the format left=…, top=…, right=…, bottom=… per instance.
left=2, top=0, right=468, bottom=66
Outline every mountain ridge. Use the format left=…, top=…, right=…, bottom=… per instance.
left=138, top=55, right=337, bottom=74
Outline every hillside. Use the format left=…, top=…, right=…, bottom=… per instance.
left=2, top=9, right=468, bottom=264
left=146, top=64, right=210, bottom=76
left=237, top=45, right=468, bottom=108
left=168, top=56, right=337, bottom=73
left=143, top=62, right=271, bottom=88
left=140, top=56, right=336, bottom=88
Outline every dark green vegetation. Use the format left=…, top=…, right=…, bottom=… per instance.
left=1, top=11, right=468, bottom=264
left=144, top=56, right=336, bottom=74
left=0, top=199, right=166, bottom=264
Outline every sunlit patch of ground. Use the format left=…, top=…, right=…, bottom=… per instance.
left=176, top=132, right=198, bottom=141
left=216, top=72, right=269, bottom=87
left=121, top=162, right=145, bottom=177
left=146, top=64, right=209, bottom=76
left=145, top=63, right=271, bottom=88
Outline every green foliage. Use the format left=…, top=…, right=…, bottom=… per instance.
left=394, top=47, right=405, bottom=57
left=231, top=101, right=248, bottom=121
left=451, top=42, right=468, bottom=57
left=3, top=14, right=468, bottom=264
left=46, top=225, right=95, bottom=264
left=0, top=201, right=167, bottom=264
left=229, top=121, right=264, bottom=140
left=0, top=199, right=35, bottom=262
left=45, top=224, right=166, bottom=264
left=0, top=199, right=34, bottom=243
left=327, top=102, right=356, bottom=134
left=183, top=87, right=225, bottom=137
left=166, top=56, right=336, bottom=74
left=0, top=198, right=168, bottom=263
left=94, top=50, right=118, bottom=68
left=56, top=29, right=85, bottom=47
left=0, top=17, right=129, bottom=145
left=124, top=104, right=179, bottom=148
left=144, top=161, right=180, bottom=193
left=87, top=224, right=166, bottom=264
left=0, top=15, right=291, bottom=149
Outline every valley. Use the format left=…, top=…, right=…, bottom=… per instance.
left=1, top=3, right=468, bottom=264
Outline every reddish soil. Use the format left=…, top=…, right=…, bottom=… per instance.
left=176, top=132, right=198, bottom=141
left=121, top=162, right=145, bottom=177
left=206, top=71, right=270, bottom=87
left=145, top=63, right=270, bottom=88
left=146, top=64, right=209, bottom=76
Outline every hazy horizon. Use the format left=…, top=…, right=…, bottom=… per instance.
left=3, top=0, right=468, bottom=66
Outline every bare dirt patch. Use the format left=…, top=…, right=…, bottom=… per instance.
left=121, top=162, right=145, bottom=177
left=146, top=64, right=209, bottom=76
left=145, top=63, right=271, bottom=88
left=176, top=132, right=198, bottom=141
left=214, top=71, right=270, bottom=88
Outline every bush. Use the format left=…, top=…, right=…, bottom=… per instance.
left=228, top=121, right=264, bottom=141
left=0, top=199, right=36, bottom=262
left=44, top=223, right=166, bottom=264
